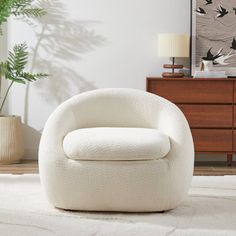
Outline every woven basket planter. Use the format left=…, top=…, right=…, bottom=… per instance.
left=0, top=116, right=24, bottom=164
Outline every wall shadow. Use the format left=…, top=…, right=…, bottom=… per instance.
left=24, top=0, right=106, bottom=123
left=19, top=0, right=106, bottom=158
left=22, top=124, right=41, bottom=159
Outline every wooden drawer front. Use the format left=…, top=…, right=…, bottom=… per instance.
left=192, top=129, right=232, bottom=152
left=234, top=82, right=236, bottom=103
left=148, top=80, right=233, bottom=104
left=178, top=105, right=233, bottom=128
left=234, top=106, right=236, bottom=127
left=234, top=131, right=236, bottom=151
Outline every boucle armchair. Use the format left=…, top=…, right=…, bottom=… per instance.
left=39, top=88, right=194, bottom=212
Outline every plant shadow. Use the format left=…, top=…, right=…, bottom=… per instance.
left=19, top=0, right=106, bottom=158
left=24, top=0, right=106, bottom=123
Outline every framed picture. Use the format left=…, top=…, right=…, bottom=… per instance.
left=191, top=0, right=236, bottom=77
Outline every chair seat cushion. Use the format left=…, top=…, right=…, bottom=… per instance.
left=63, top=127, right=170, bottom=161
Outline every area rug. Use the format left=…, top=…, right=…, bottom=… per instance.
left=0, top=175, right=236, bottom=236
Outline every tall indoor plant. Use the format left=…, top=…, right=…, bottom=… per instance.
left=0, top=0, right=48, bottom=164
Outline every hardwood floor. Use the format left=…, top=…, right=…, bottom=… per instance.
left=0, top=160, right=38, bottom=174
left=194, top=161, right=236, bottom=176
left=0, top=160, right=236, bottom=175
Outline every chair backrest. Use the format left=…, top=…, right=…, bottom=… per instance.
left=69, top=88, right=164, bottom=129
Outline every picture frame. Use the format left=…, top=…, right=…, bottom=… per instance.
left=191, top=0, right=236, bottom=77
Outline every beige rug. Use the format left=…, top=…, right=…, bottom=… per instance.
left=0, top=175, right=236, bottom=236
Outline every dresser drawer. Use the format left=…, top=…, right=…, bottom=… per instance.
left=234, top=131, right=236, bottom=151
left=234, top=82, right=236, bottom=103
left=192, top=129, right=232, bottom=152
left=148, top=80, right=233, bottom=104
left=234, top=106, right=236, bottom=127
left=178, top=105, right=233, bottom=128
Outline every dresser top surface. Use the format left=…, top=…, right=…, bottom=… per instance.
left=147, top=77, right=236, bottom=81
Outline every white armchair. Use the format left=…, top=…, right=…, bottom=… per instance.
left=39, top=88, right=194, bottom=212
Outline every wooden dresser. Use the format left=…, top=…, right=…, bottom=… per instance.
left=147, top=77, right=236, bottom=166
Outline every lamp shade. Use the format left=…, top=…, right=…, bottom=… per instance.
left=158, top=33, right=190, bottom=58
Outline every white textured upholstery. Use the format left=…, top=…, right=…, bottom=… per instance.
left=39, top=88, right=194, bottom=212
left=63, top=127, right=170, bottom=161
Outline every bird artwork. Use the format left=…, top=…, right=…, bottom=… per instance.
left=196, top=7, right=206, bottom=15
left=202, top=48, right=223, bottom=64
left=215, top=5, right=229, bottom=18
left=192, top=0, right=236, bottom=75
left=214, top=51, right=235, bottom=66
left=231, top=38, right=236, bottom=50
left=205, top=0, right=213, bottom=5
left=233, top=7, right=236, bottom=15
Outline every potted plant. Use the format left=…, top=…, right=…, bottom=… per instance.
left=0, top=0, right=48, bottom=164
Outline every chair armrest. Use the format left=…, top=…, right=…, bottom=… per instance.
left=158, top=99, right=194, bottom=177
left=39, top=98, right=78, bottom=162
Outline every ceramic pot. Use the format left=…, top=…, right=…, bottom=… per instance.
left=202, top=60, right=213, bottom=71
left=0, top=116, right=24, bottom=164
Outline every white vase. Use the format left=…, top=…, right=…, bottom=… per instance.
left=0, top=116, right=24, bottom=164
left=202, top=60, right=213, bottom=71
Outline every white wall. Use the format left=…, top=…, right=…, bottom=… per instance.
left=6, top=0, right=191, bottom=159
left=0, top=23, right=8, bottom=115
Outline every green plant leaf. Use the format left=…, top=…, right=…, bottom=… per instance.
left=12, top=0, right=47, bottom=17
left=0, top=0, right=48, bottom=114
left=0, top=62, right=8, bottom=76
left=7, top=42, right=28, bottom=73
left=0, top=0, right=14, bottom=26
left=0, top=0, right=47, bottom=31
left=2, top=42, right=48, bottom=84
left=13, top=7, right=46, bottom=17
left=20, top=72, right=48, bottom=81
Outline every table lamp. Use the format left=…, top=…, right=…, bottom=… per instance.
left=158, top=33, right=190, bottom=78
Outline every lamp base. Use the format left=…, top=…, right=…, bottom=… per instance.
left=162, top=72, right=185, bottom=78
left=162, top=62, right=185, bottom=78
left=163, top=64, right=183, bottom=69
